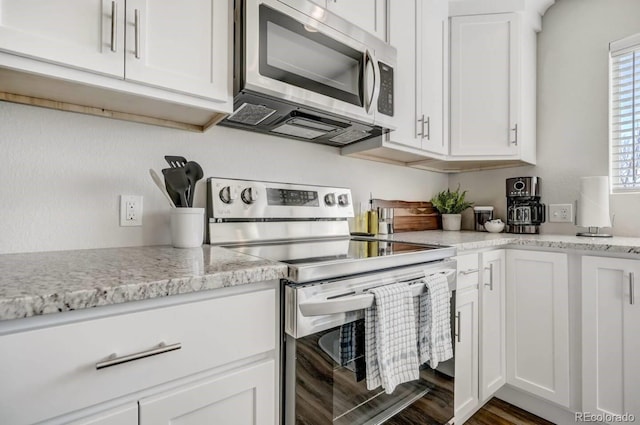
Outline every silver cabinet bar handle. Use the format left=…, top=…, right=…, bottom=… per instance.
left=631, top=272, right=635, bottom=305
left=96, top=342, right=181, bottom=370
left=417, top=114, right=425, bottom=138
left=511, top=123, right=518, bottom=145
left=110, top=1, right=117, bottom=52
left=484, top=264, right=494, bottom=291
left=458, top=268, right=479, bottom=275
left=425, top=116, right=430, bottom=140
left=134, top=9, right=141, bottom=59
left=456, top=312, right=461, bottom=343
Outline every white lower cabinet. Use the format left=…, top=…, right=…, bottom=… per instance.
left=139, top=359, right=275, bottom=425
left=505, top=250, right=570, bottom=407
left=582, top=256, right=640, bottom=422
left=454, top=286, right=479, bottom=422
left=68, top=404, right=138, bottom=425
left=479, top=249, right=506, bottom=402
left=0, top=287, right=278, bottom=425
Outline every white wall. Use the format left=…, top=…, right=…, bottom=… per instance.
left=0, top=102, right=447, bottom=254
left=450, top=0, right=640, bottom=236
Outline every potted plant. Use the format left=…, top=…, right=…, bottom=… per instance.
left=430, top=186, right=473, bottom=231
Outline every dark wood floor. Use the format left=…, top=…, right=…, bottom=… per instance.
left=465, top=398, right=554, bottom=425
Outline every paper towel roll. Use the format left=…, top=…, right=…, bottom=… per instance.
left=577, top=176, right=612, bottom=228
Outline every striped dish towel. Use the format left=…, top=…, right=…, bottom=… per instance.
left=417, top=273, right=453, bottom=368
left=365, top=282, right=420, bottom=394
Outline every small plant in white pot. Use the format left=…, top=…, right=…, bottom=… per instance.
left=431, top=186, right=473, bottom=231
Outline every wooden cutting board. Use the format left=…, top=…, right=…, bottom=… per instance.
left=371, top=199, right=441, bottom=232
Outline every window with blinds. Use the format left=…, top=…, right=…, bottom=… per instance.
left=610, top=34, right=640, bottom=193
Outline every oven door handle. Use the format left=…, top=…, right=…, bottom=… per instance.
left=298, top=269, right=456, bottom=317
left=299, top=293, right=375, bottom=317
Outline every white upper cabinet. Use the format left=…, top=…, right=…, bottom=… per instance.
left=0, top=0, right=232, bottom=130
left=450, top=13, right=519, bottom=157
left=0, top=0, right=125, bottom=77
left=341, top=0, right=449, bottom=164
left=124, top=0, right=230, bottom=102
left=416, top=0, right=448, bottom=155
left=449, top=11, right=537, bottom=164
left=323, top=0, right=388, bottom=42
left=582, top=256, right=640, bottom=422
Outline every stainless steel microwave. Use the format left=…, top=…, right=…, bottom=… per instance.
left=220, top=0, right=397, bottom=147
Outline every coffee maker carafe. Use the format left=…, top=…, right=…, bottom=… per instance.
left=506, top=177, right=545, bottom=234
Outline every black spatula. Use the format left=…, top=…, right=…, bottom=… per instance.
left=164, top=155, right=187, bottom=168
left=162, top=168, right=189, bottom=207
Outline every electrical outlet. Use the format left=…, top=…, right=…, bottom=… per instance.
left=120, top=195, right=143, bottom=226
left=549, top=203, right=573, bottom=223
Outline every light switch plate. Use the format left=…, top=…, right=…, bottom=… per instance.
left=549, top=203, right=573, bottom=223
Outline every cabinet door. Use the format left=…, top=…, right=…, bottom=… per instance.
left=416, top=0, right=448, bottom=155
left=454, top=287, right=479, bottom=422
left=506, top=250, right=569, bottom=407
left=479, top=250, right=506, bottom=401
left=450, top=13, right=519, bottom=157
left=326, top=0, right=387, bottom=42
left=386, top=0, right=420, bottom=150
left=139, top=360, right=276, bottom=425
left=0, top=0, right=124, bottom=77
left=582, top=256, right=640, bottom=421
left=125, top=0, right=230, bottom=103
left=67, top=404, right=138, bottom=425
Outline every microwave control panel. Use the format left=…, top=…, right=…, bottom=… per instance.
left=377, top=62, right=394, bottom=117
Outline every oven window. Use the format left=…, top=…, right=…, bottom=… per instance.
left=290, top=320, right=454, bottom=424
left=259, top=5, right=363, bottom=106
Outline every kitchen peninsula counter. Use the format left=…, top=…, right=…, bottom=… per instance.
left=379, top=230, right=640, bottom=255
left=0, top=245, right=287, bottom=321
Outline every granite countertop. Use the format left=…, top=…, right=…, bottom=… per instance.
left=378, top=230, right=640, bottom=255
left=0, top=245, right=288, bottom=321
left=3, top=232, right=640, bottom=322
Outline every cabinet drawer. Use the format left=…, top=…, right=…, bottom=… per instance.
left=456, top=253, right=480, bottom=290
left=0, top=288, right=276, bottom=425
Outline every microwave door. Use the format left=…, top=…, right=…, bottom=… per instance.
left=243, top=0, right=375, bottom=124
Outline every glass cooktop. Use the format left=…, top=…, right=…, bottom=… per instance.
left=225, top=237, right=455, bottom=283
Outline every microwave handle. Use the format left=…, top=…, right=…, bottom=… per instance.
left=364, top=50, right=377, bottom=114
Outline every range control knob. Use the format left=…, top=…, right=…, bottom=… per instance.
left=324, top=193, right=337, bottom=206
left=337, top=193, right=350, bottom=206
left=219, top=186, right=238, bottom=204
left=241, top=187, right=259, bottom=204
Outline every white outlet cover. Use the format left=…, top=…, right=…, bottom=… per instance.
left=549, top=203, right=573, bottom=223
left=120, top=195, right=143, bottom=227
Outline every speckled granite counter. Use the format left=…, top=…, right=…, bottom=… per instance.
left=0, top=245, right=288, bottom=321
left=3, top=232, right=640, bottom=321
left=378, top=230, right=640, bottom=255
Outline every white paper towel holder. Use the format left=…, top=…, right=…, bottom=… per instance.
left=576, top=176, right=613, bottom=238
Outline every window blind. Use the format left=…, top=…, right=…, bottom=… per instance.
left=610, top=35, right=640, bottom=193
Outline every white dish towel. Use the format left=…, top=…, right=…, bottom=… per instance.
left=365, top=282, right=420, bottom=394
left=417, top=273, right=454, bottom=368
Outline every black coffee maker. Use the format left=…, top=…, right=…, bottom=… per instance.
left=506, top=177, right=545, bottom=234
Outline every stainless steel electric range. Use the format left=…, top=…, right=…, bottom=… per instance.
left=207, top=177, right=457, bottom=425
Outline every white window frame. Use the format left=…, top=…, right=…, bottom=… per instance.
left=610, top=33, right=640, bottom=193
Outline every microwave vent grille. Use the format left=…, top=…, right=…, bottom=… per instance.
left=227, top=103, right=277, bottom=126
left=329, top=129, right=370, bottom=145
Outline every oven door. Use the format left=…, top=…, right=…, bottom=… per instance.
left=282, top=261, right=456, bottom=425
left=243, top=0, right=379, bottom=125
